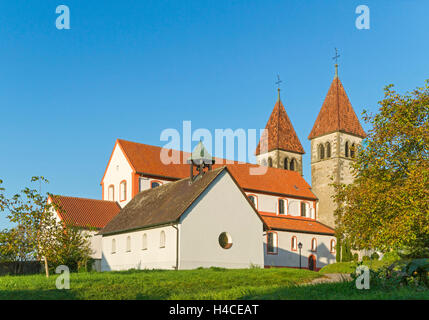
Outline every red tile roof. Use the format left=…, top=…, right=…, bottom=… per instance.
left=49, top=195, right=121, bottom=229
left=114, top=139, right=317, bottom=200
left=255, top=98, right=305, bottom=155
left=261, top=214, right=335, bottom=235
left=308, top=76, right=366, bottom=139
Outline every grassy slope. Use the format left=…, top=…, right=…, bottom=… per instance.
left=0, top=268, right=427, bottom=300
left=319, top=260, right=390, bottom=274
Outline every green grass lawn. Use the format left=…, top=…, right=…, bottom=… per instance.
left=319, top=259, right=390, bottom=274
left=0, top=267, right=427, bottom=300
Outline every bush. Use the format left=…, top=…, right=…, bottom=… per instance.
left=371, top=252, right=380, bottom=260
left=353, top=253, right=359, bottom=262
left=382, top=250, right=401, bottom=263
left=362, top=256, right=370, bottom=261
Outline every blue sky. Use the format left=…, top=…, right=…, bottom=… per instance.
left=0, top=1, right=428, bottom=229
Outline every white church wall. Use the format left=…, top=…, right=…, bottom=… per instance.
left=100, top=225, right=177, bottom=271
left=245, top=192, right=316, bottom=218
left=102, top=144, right=134, bottom=207
left=264, top=230, right=336, bottom=270
left=138, top=176, right=171, bottom=192
left=179, top=171, right=264, bottom=269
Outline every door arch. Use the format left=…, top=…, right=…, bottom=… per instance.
left=308, top=255, right=316, bottom=271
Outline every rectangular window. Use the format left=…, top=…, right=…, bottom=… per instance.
left=267, top=233, right=278, bottom=254
left=278, top=199, right=285, bottom=214
left=301, top=202, right=306, bottom=217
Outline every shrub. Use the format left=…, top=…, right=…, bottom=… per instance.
left=353, top=253, right=359, bottom=262
left=382, top=250, right=401, bottom=263
left=371, top=252, right=380, bottom=260
left=362, top=256, right=370, bottom=261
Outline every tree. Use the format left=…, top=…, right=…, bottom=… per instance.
left=335, top=236, right=341, bottom=262
left=0, top=177, right=92, bottom=276
left=333, top=81, right=429, bottom=256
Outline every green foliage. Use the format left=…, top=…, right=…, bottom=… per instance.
left=382, top=250, right=401, bottom=263
left=353, top=253, right=359, bottom=262
left=371, top=252, right=380, bottom=260
left=362, top=256, right=370, bottom=261
left=0, top=177, right=92, bottom=275
left=333, top=81, right=429, bottom=255
left=335, top=236, right=341, bottom=262
left=341, top=239, right=353, bottom=262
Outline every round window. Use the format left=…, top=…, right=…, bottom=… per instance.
left=218, top=232, right=233, bottom=249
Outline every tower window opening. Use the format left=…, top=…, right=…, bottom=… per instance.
left=319, top=144, right=325, bottom=160
left=326, top=142, right=331, bottom=158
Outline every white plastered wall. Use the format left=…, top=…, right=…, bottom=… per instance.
left=179, top=170, right=264, bottom=269
left=102, top=144, right=134, bottom=207
left=264, top=230, right=336, bottom=269
left=100, top=225, right=177, bottom=271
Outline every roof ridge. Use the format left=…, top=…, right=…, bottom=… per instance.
left=51, top=194, right=118, bottom=204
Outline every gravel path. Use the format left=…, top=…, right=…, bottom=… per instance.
left=309, top=273, right=352, bottom=285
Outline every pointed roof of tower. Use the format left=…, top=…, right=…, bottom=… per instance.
left=255, top=95, right=305, bottom=155
left=308, top=74, right=366, bottom=140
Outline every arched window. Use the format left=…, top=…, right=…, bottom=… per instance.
left=278, top=198, right=287, bottom=215
left=351, top=143, right=356, bottom=158
left=319, top=144, right=325, bottom=159
left=291, top=236, right=297, bottom=251
left=326, top=142, right=331, bottom=158
left=248, top=195, right=257, bottom=209
left=142, top=234, right=148, bottom=250
left=108, top=185, right=114, bottom=201
left=290, top=159, right=295, bottom=171
left=300, top=202, right=307, bottom=217
left=120, top=180, right=127, bottom=202
left=126, top=236, right=131, bottom=252
left=330, top=239, right=336, bottom=253
left=111, top=239, right=116, bottom=254
left=268, top=157, right=273, bottom=167
left=160, top=231, right=166, bottom=248
left=345, top=141, right=349, bottom=157
left=151, top=181, right=161, bottom=188
left=283, top=158, right=288, bottom=170
left=267, top=232, right=278, bottom=254
left=311, top=238, right=317, bottom=252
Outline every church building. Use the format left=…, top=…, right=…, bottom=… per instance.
left=50, top=65, right=365, bottom=272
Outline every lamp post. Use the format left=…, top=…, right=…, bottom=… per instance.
left=298, top=242, right=303, bottom=269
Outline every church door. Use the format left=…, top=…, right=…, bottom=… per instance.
left=308, top=255, right=316, bottom=271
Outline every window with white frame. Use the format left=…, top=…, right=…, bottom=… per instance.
left=301, top=202, right=307, bottom=217
left=151, top=181, right=161, bottom=188
left=278, top=199, right=286, bottom=215
left=108, top=185, right=114, bottom=201
left=311, top=238, right=317, bottom=252
left=120, top=181, right=127, bottom=201
left=248, top=195, right=257, bottom=209
left=330, top=239, right=336, bottom=253
left=142, top=233, right=148, bottom=250
left=267, top=232, right=278, bottom=254
left=291, top=236, right=297, bottom=251
left=126, top=236, right=131, bottom=252
left=160, top=231, right=166, bottom=248
left=111, top=238, right=116, bottom=254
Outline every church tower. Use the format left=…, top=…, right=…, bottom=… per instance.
left=308, top=64, right=366, bottom=228
left=256, top=88, right=305, bottom=175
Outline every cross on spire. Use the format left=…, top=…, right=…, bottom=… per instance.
left=275, top=74, right=282, bottom=100
left=332, top=48, right=340, bottom=78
